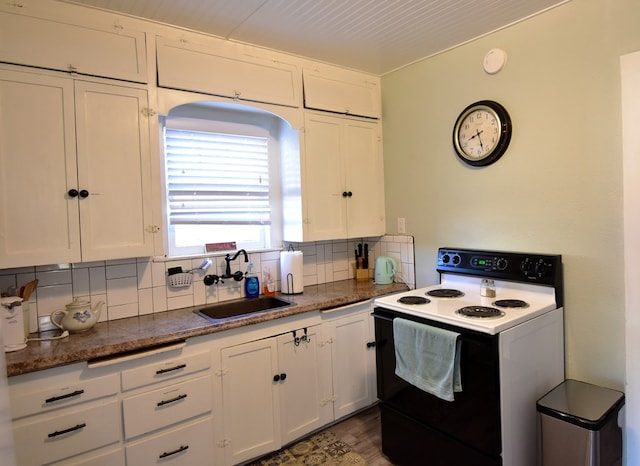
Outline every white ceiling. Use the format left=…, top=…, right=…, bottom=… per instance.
left=64, top=0, right=568, bottom=75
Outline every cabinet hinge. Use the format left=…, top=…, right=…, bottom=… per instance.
left=214, top=368, right=229, bottom=377
left=318, top=337, right=334, bottom=348
left=147, top=225, right=160, bottom=233
left=217, top=439, right=231, bottom=448
left=7, top=1, right=24, bottom=10
left=113, top=22, right=124, bottom=32
left=320, top=396, right=337, bottom=406
left=142, top=107, right=157, bottom=117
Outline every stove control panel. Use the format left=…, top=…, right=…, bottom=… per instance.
left=437, top=248, right=562, bottom=287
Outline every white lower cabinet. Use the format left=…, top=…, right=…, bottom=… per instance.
left=321, top=301, right=377, bottom=420
left=125, top=417, right=214, bottom=465
left=122, top=374, right=213, bottom=439
left=8, top=304, right=380, bottom=466
left=219, top=323, right=331, bottom=465
left=13, top=399, right=121, bottom=466
left=9, top=364, right=123, bottom=466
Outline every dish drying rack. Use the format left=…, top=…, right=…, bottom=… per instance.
left=167, top=258, right=212, bottom=288
left=168, top=272, right=193, bottom=288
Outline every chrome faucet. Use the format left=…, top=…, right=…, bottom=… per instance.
left=223, top=249, right=248, bottom=278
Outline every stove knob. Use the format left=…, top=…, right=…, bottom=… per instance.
left=496, top=258, right=508, bottom=270
left=535, top=260, right=548, bottom=276
left=521, top=259, right=534, bottom=275
left=452, top=254, right=461, bottom=265
left=441, top=254, right=451, bottom=264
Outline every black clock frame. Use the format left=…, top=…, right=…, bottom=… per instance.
left=452, top=100, right=512, bottom=167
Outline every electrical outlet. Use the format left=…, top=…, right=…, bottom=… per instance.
left=397, top=217, right=406, bottom=234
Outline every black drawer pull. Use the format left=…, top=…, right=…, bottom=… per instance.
left=159, top=445, right=189, bottom=459
left=45, top=389, right=85, bottom=404
left=48, top=423, right=86, bottom=438
left=156, top=363, right=187, bottom=375
left=157, top=393, right=187, bottom=407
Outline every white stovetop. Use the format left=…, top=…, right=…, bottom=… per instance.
left=374, top=274, right=558, bottom=335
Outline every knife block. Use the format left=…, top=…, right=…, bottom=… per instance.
left=355, top=268, right=370, bottom=281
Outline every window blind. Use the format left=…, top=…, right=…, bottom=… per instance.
left=165, top=128, right=271, bottom=225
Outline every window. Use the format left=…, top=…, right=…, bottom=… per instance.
left=162, top=102, right=288, bottom=257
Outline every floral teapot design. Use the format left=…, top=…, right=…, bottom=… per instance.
left=50, top=298, right=104, bottom=333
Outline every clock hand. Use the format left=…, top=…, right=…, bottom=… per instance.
left=467, top=129, right=484, bottom=141
left=475, top=129, right=485, bottom=150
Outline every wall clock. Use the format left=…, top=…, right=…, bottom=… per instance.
left=452, top=100, right=512, bottom=167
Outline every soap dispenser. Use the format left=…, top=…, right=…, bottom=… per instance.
left=245, top=262, right=260, bottom=298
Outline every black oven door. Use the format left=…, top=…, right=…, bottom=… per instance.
left=374, top=307, right=502, bottom=465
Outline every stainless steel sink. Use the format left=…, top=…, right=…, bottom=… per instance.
left=194, top=296, right=292, bottom=321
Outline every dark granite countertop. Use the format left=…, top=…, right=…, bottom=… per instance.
left=5, top=279, right=408, bottom=377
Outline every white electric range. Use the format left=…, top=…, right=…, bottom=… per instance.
left=373, top=247, right=565, bottom=466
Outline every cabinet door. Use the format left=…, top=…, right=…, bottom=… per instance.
left=302, top=113, right=348, bottom=240
left=343, top=120, right=385, bottom=238
left=327, top=309, right=377, bottom=419
left=301, top=112, right=385, bottom=241
left=0, top=9, right=147, bottom=83
left=303, top=67, right=381, bottom=118
left=221, top=338, right=280, bottom=465
left=277, top=325, right=332, bottom=444
left=157, top=36, right=300, bottom=108
left=74, top=81, right=154, bottom=261
left=0, top=69, right=81, bottom=268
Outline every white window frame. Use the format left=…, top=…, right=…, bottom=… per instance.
left=161, top=103, right=285, bottom=257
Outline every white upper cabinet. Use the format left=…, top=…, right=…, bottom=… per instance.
left=73, top=80, right=154, bottom=262
left=0, top=67, right=154, bottom=268
left=0, top=68, right=81, bottom=266
left=0, top=5, right=147, bottom=83
left=285, top=112, right=385, bottom=242
left=302, top=67, right=381, bottom=119
left=156, top=36, right=302, bottom=108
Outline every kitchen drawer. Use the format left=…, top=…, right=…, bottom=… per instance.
left=121, top=350, right=210, bottom=391
left=13, top=399, right=121, bottom=466
left=10, top=372, right=119, bottom=419
left=52, top=446, right=125, bottom=466
left=125, top=416, right=214, bottom=466
left=122, top=375, right=212, bottom=439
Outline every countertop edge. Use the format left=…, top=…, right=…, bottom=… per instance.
left=5, top=280, right=408, bottom=377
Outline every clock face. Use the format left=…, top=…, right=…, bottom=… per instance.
left=453, top=100, right=512, bottom=167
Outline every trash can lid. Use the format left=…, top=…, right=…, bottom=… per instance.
left=537, top=379, right=625, bottom=430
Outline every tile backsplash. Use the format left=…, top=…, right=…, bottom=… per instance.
left=0, top=235, right=414, bottom=332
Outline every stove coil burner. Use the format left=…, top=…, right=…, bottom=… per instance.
left=427, top=289, right=465, bottom=298
left=493, top=299, right=529, bottom=309
left=456, top=306, right=505, bottom=319
left=398, top=296, right=431, bottom=305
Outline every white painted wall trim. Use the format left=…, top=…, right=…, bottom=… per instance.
left=621, top=49, right=640, bottom=466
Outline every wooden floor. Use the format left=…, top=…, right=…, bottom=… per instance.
left=328, top=404, right=395, bottom=466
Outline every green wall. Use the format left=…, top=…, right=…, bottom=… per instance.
left=381, top=0, right=640, bottom=388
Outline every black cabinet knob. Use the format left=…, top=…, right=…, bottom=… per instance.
left=68, top=189, right=79, bottom=198
left=273, top=373, right=287, bottom=382
left=79, top=189, right=89, bottom=198
left=366, top=341, right=377, bottom=348
left=342, top=191, right=353, bottom=198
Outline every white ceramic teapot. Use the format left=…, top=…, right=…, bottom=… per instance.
left=50, top=298, right=105, bottom=333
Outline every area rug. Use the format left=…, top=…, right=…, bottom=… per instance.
left=247, top=430, right=367, bottom=466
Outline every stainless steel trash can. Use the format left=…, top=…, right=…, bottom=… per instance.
left=537, top=379, right=624, bottom=466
